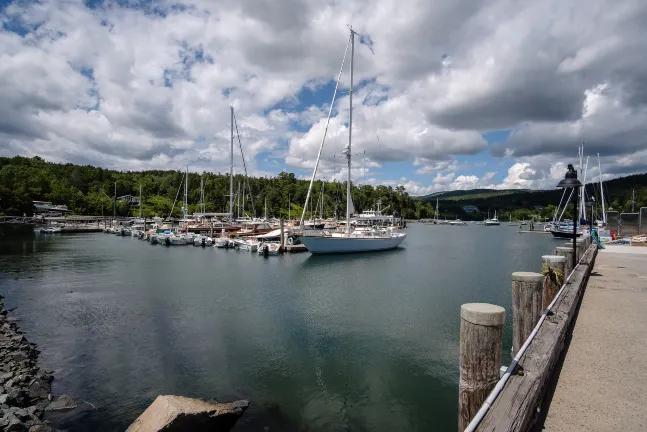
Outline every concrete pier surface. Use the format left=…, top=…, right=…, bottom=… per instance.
left=541, top=246, right=647, bottom=431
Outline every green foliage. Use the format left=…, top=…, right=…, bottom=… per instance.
left=1, top=156, right=645, bottom=219
left=0, top=156, right=417, bottom=218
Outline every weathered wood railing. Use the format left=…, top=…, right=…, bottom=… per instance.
left=458, top=234, right=598, bottom=431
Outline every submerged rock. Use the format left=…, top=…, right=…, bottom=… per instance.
left=45, top=394, right=77, bottom=412
left=127, top=395, right=249, bottom=432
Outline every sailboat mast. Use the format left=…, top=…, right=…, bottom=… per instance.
left=184, top=165, right=188, bottom=221
left=346, top=27, right=355, bottom=234
left=230, top=106, right=234, bottom=223
left=598, top=154, right=606, bottom=224
left=264, top=197, right=267, bottom=220
left=139, top=184, right=142, bottom=218
left=320, top=181, right=324, bottom=220
left=113, top=182, right=116, bottom=219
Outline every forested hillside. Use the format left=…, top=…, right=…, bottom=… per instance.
left=0, top=156, right=417, bottom=218
left=1, top=156, right=645, bottom=220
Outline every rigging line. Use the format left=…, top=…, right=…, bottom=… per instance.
left=168, top=170, right=186, bottom=220
left=233, top=111, right=256, bottom=215
left=299, top=32, right=352, bottom=227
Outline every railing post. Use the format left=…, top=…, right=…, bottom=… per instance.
left=541, top=256, right=566, bottom=309
left=511, top=272, right=544, bottom=355
left=555, top=246, right=574, bottom=276
left=459, top=303, right=505, bottom=432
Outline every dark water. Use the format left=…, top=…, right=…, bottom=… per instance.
left=0, top=224, right=557, bottom=431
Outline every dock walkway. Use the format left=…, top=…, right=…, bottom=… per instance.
left=541, top=246, right=647, bottom=431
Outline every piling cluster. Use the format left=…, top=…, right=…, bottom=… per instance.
left=458, top=234, right=596, bottom=431
left=0, top=296, right=74, bottom=432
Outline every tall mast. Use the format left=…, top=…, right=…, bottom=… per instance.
left=229, top=106, right=234, bottom=223
left=184, top=165, right=188, bottom=221
left=139, top=184, right=142, bottom=218
left=632, top=189, right=635, bottom=213
left=320, top=181, right=324, bottom=220
left=113, top=182, right=116, bottom=219
left=265, top=197, right=267, bottom=220
left=242, top=180, right=246, bottom=217
left=346, top=27, right=355, bottom=234
left=436, top=197, right=439, bottom=220
left=598, top=154, right=606, bottom=224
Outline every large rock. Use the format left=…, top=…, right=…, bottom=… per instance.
left=44, top=394, right=76, bottom=412
left=127, top=396, right=249, bottom=432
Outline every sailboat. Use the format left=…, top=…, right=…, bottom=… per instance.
left=298, top=27, right=406, bottom=254
left=508, top=215, right=519, bottom=226
left=484, top=210, right=500, bottom=226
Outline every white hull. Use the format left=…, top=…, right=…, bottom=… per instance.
left=299, top=233, right=406, bottom=254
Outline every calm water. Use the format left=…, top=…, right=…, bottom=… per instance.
left=0, top=224, right=557, bottom=431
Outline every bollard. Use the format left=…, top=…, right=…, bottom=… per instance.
left=576, top=239, right=586, bottom=260
left=564, top=241, right=580, bottom=262
left=541, top=255, right=566, bottom=309
left=459, top=303, right=505, bottom=431
left=511, top=272, right=544, bottom=355
left=555, top=246, right=574, bottom=276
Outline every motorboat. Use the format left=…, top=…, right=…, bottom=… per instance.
left=449, top=219, right=467, bottom=226
left=193, top=235, right=213, bottom=247
left=257, top=242, right=281, bottom=256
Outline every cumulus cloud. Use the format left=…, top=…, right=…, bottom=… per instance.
left=0, top=0, right=646, bottom=194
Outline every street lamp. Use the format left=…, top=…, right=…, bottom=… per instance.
left=557, top=164, right=583, bottom=270
left=586, top=197, right=596, bottom=234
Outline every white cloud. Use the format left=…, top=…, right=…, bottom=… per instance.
left=0, top=0, right=646, bottom=196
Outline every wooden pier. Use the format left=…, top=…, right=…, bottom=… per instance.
left=457, top=234, right=599, bottom=431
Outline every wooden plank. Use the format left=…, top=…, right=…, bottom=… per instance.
left=477, top=244, right=598, bottom=431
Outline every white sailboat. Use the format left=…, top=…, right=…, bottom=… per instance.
left=484, top=210, right=500, bottom=226
left=298, top=27, right=406, bottom=254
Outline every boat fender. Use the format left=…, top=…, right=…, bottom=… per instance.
left=287, top=237, right=293, bottom=245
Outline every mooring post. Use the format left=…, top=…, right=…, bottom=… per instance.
left=459, top=303, right=505, bottom=432
left=279, top=218, right=285, bottom=252
left=511, top=272, right=544, bottom=355
left=577, top=238, right=586, bottom=258
left=563, top=241, right=580, bottom=262
left=541, top=255, right=566, bottom=309
left=555, top=246, right=574, bottom=277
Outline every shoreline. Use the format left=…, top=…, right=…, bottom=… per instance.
left=0, top=295, right=75, bottom=431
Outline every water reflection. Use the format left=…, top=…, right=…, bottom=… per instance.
left=0, top=224, right=557, bottom=431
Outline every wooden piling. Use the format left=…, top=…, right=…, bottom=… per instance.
left=541, top=255, right=566, bottom=309
left=555, top=246, right=574, bottom=277
left=279, top=218, right=285, bottom=252
left=459, top=303, right=505, bottom=432
left=511, top=272, right=544, bottom=355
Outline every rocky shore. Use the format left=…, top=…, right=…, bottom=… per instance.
left=0, top=295, right=74, bottom=432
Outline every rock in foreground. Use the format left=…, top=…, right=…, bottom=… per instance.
left=127, top=395, right=249, bottom=432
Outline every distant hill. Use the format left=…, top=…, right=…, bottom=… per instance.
left=414, top=173, right=647, bottom=221
left=420, top=189, right=527, bottom=201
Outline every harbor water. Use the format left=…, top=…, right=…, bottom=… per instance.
left=0, top=224, right=556, bottom=431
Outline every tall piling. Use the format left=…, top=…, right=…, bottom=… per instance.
left=541, top=255, right=566, bottom=309
left=459, top=303, right=505, bottom=431
left=511, top=272, right=544, bottom=355
left=555, top=246, right=574, bottom=277
left=279, top=218, right=285, bottom=252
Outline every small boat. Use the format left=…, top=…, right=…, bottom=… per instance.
left=484, top=211, right=500, bottom=226
left=40, top=227, right=62, bottom=234
left=257, top=242, right=281, bottom=256
left=550, top=228, right=583, bottom=239
left=193, top=235, right=213, bottom=247
left=236, top=239, right=259, bottom=252
left=449, top=219, right=467, bottom=226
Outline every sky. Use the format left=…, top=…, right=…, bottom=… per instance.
left=1, top=0, right=646, bottom=196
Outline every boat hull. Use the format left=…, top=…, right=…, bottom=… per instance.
left=299, top=234, right=406, bottom=254
left=550, top=229, right=582, bottom=239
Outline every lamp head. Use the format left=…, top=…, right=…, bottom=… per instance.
left=556, top=164, right=583, bottom=188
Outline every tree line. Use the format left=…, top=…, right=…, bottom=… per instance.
left=1, top=156, right=645, bottom=220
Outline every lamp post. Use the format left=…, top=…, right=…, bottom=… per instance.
left=557, top=164, right=583, bottom=269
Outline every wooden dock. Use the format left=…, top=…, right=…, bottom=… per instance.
left=457, top=235, right=598, bottom=431
left=539, top=247, right=647, bottom=431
